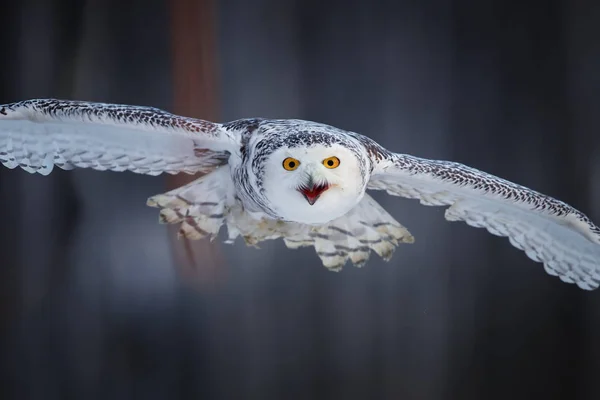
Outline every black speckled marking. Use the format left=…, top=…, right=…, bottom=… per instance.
left=372, top=152, right=600, bottom=240
left=250, top=119, right=370, bottom=183
left=222, top=118, right=263, bottom=135
left=4, top=98, right=222, bottom=135
left=226, top=118, right=372, bottom=217
left=0, top=98, right=234, bottom=175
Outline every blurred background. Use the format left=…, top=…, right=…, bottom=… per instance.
left=1, top=0, right=599, bottom=399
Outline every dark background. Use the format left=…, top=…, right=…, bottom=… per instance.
left=1, top=0, right=599, bottom=399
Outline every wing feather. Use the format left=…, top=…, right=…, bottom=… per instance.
left=363, top=140, right=600, bottom=290
left=0, top=99, right=238, bottom=175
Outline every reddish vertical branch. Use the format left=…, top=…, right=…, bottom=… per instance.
left=170, top=0, right=219, bottom=120
left=168, top=0, right=225, bottom=285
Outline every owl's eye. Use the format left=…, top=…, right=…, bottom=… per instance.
left=282, top=157, right=300, bottom=171
left=322, top=156, right=340, bottom=169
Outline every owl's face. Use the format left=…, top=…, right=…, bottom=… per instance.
left=261, top=142, right=368, bottom=224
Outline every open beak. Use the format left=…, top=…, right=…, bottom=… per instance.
left=298, top=177, right=329, bottom=205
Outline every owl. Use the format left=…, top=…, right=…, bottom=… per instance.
left=1, top=99, right=599, bottom=290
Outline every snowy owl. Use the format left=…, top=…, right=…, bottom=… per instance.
left=1, top=99, right=600, bottom=290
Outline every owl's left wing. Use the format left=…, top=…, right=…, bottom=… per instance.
left=363, top=141, right=600, bottom=290
left=0, top=99, right=238, bottom=176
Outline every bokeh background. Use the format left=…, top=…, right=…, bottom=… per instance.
left=1, top=0, right=600, bottom=399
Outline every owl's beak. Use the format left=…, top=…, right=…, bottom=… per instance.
left=298, top=177, right=329, bottom=205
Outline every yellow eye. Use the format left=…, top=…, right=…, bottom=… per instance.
left=282, top=157, right=300, bottom=171
left=322, top=156, right=340, bottom=169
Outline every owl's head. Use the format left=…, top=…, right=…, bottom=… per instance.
left=259, top=130, right=370, bottom=224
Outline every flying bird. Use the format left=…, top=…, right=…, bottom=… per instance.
left=1, top=98, right=599, bottom=290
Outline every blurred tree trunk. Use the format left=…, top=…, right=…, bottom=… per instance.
left=168, top=0, right=225, bottom=286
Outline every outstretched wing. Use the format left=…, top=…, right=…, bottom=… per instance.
left=0, top=98, right=238, bottom=176
left=363, top=140, right=600, bottom=290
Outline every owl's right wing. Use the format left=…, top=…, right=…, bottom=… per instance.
left=0, top=98, right=240, bottom=176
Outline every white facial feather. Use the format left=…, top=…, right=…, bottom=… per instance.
left=262, top=144, right=367, bottom=224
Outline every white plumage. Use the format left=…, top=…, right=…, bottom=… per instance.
left=2, top=98, right=599, bottom=290
left=0, top=99, right=235, bottom=175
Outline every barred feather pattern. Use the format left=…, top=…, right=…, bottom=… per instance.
left=0, top=99, right=235, bottom=175
left=282, top=194, right=414, bottom=271
left=367, top=151, right=600, bottom=290
left=147, top=167, right=414, bottom=271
